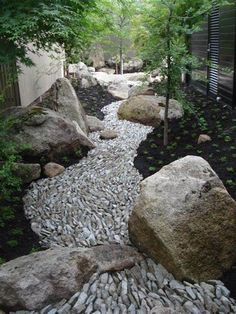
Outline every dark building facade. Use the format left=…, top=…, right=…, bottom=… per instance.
left=191, top=1, right=236, bottom=108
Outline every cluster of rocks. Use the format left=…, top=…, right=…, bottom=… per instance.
left=87, top=43, right=144, bottom=73
left=1, top=73, right=236, bottom=313
left=69, top=61, right=151, bottom=100
left=23, top=101, right=153, bottom=248
left=5, top=255, right=236, bottom=313
left=0, top=77, right=110, bottom=184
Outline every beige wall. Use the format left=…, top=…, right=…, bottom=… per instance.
left=18, top=47, right=64, bottom=107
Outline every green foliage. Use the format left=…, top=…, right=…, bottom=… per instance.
left=6, top=239, right=18, bottom=248
left=0, top=117, right=25, bottom=202
left=30, top=246, right=42, bottom=254
left=133, top=0, right=228, bottom=145
left=148, top=166, right=157, bottom=172
left=0, top=206, right=15, bottom=228
left=0, top=257, right=6, bottom=265
left=0, top=0, right=96, bottom=67
left=10, top=227, right=24, bottom=237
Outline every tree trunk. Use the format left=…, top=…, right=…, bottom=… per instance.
left=120, top=41, right=123, bottom=75
left=164, top=74, right=170, bottom=146
left=164, top=9, right=173, bottom=146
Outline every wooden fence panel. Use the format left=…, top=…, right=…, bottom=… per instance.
left=0, top=63, right=21, bottom=111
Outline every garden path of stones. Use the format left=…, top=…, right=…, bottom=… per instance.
left=21, top=101, right=236, bottom=314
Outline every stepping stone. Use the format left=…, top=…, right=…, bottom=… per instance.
left=100, top=129, right=118, bottom=140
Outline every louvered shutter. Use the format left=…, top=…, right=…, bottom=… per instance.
left=209, top=5, right=220, bottom=96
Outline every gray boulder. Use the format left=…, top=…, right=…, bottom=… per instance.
left=128, top=84, right=155, bottom=98
left=129, top=156, right=236, bottom=282
left=108, top=81, right=131, bottom=100
left=117, top=95, right=161, bottom=127
left=99, top=68, right=116, bottom=75
left=1, top=106, right=95, bottom=161
left=123, top=58, right=144, bottom=72
left=100, top=129, right=118, bottom=140
left=86, top=115, right=105, bottom=132
left=76, top=62, right=97, bottom=89
left=155, top=96, right=183, bottom=120
left=41, top=77, right=89, bottom=134
left=43, top=162, right=65, bottom=178
left=0, top=244, right=142, bottom=311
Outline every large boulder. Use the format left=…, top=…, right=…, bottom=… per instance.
left=155, top=96, right=183, bottom=120
left=99, top=68, right=116, bottom=75
left=118, top=94, right=183, bottom=124
left=41, top=77, right=89, bottom=134
left=123, top=58, right=144, bottom=72
left=117, top=95, right=161, bottom=127
left=129, top=156, right=236, bottom=282
left=108, top=81, right=131, bottom=100
left=128, top=84, right=155, bottom=98
left=0, top=244, right=142, bottom=311
left=1, top=106, right=95, bottom=162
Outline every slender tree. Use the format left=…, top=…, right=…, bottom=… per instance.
left=134, top=0, right=228, bottom=146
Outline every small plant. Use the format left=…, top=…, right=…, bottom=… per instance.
left=75, top=148, right=82, bottom=158
left=220, top=156, right=227, bottom=162
left=62, top=156, right=69, bottom=163
left=149, top=166, right=157, bottom=172
left=198, top=117, right=208, bottom=132
left=10, top=228, right=24, bottom=237
left=0, top=207, right=15, bottom=228
left=185, top=144, right=193, bottom=150
left=226, top=167, right=234, bottom=173
left=7, top=239, right=18, bottom=248
left=0, top=257, right=6, bottom=265
left=150, top=143, right=157, bottom=148
left=224, top=136, right=232, bottom=142
left=212, top=143, right=219, bottom=148
left=226, top=180, right=235, bottom=187
left=30, top=246, right=42, bottom=254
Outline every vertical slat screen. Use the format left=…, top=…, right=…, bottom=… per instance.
left=209, top=5, right=220, bottom=97
left=191, top=22, right=209, bottom=94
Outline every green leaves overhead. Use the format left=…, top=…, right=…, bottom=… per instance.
left=0, top=0, right=95, bottom=66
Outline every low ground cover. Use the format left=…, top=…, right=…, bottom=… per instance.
left=134, top=88, right=236, bottom=201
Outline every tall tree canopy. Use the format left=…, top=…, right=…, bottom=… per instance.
left=133, top=0, right=229, bottom=145
left=0, top=0, right=95, bottom=66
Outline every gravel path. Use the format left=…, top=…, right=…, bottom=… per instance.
left=21, top=101, right=236, bottom=314
left=24, top=101, right=152, bottom=248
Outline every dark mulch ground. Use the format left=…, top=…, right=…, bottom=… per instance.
left=134, top=87, right=236, bottom=297
left=75, top=84, right=118, bottom=120
left=0, top=192, right=42, bottom=264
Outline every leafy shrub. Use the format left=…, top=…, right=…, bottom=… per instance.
left=0, top=117, right=23, bottom=202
